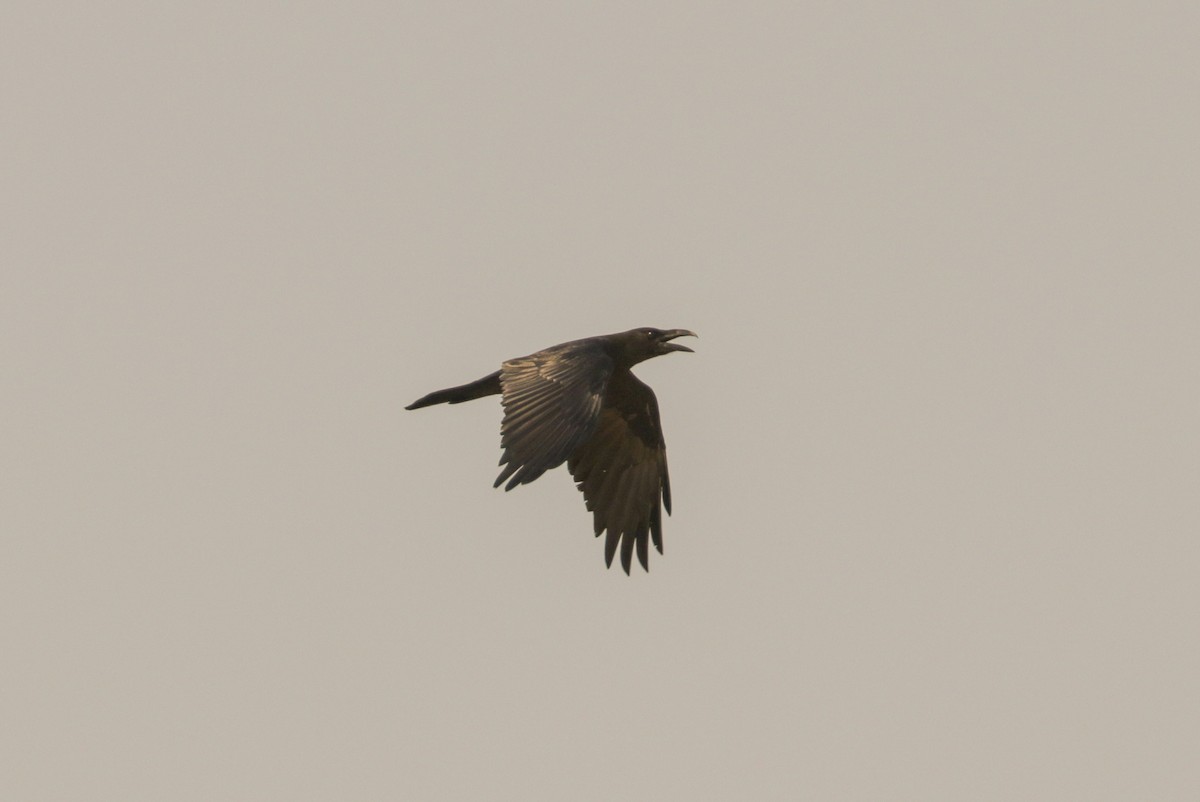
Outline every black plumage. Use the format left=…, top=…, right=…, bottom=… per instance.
left=405, top=328, right=696, bottom=573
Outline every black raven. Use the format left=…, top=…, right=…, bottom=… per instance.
left=405, top=328, right=697, bottom=573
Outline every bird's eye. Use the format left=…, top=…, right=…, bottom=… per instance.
left=645, top=330, right=654, bottom=337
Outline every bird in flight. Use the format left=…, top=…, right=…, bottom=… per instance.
left=405, top=328, right=697, bottom=574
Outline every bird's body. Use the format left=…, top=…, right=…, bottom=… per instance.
left=405, top=328, right=696, bottom=573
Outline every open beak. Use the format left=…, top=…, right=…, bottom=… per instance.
left=659, top=329, right=698, bottom=353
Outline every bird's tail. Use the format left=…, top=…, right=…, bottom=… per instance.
left=405, top=371, right=501, bottom=410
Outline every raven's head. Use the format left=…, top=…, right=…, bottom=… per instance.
left=619, top=327, right=698, bottom=364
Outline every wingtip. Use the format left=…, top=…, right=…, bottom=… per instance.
left=636, top=527, right=650, bottom=572
left=620, top=533, right=635, bottom=575
left=604, top=530, right=620, bottom=568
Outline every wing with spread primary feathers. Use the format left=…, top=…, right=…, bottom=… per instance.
left=567, top=375, right=672, bottom=574
left=494, top=342, right=613, bottom=491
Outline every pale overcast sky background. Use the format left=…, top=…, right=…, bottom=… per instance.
left=4, top=3, right=1198, bottom=800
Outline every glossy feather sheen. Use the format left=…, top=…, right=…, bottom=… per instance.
left=406, top=328, right=692, bottom=573
left=495, top=345, right=611, bottom=490
left=566, top=374, right=670, bottom=573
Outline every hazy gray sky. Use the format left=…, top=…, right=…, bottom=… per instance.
left=4, top=3, right=1198, bottom=799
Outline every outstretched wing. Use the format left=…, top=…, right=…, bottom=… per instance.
left=494, top=342, right=613, bottom=491
left=567, top=375, right=672, bottom=574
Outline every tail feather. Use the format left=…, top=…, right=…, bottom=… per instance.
left=405, top=371, right=501, bottom=410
